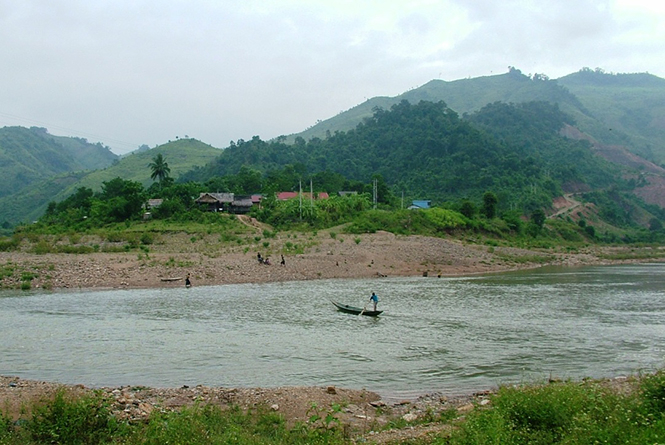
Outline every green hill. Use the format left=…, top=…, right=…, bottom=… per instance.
left=67, top=138, right=221, bottom=191
left=0, top=138, right=221, bottom=224
left=183, top=100, right=628, bottom=212
left=180, top=98, right=665, bottom=232
left=0, top=126, right=118, bottom=198
left=287, top=67, right=665, bottom=164
left=557, top=68, right=665, bottom=162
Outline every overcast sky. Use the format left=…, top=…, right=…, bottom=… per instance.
left=1, top=0, right=663, bottom=154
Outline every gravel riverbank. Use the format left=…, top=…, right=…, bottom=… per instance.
left=0, top=230, right=648, bottom=291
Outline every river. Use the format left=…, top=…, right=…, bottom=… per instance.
left=1, top=263, right=664, bottom=399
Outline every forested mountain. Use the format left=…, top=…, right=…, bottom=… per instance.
left=0, top=126, right=118, bottom=198
left=557, top=68, right=665, bottom=162
left=0, top=138, right=221, bottom=224
left=181, top=100, right=635, bottom=217
left=287, top=68, right=665, bottom=164
left=4, top=68, right=665, bottom=230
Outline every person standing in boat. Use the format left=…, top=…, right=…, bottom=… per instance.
left=369, top=292, right=378, bottom=312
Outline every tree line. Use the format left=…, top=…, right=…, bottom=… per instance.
left=30, top=99, right=665, bottom=241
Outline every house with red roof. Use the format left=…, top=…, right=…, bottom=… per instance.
left=276, top=192, right=329, bottom=200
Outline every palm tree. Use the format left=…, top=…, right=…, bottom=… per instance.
left=149, top=153, right=171, bottom=183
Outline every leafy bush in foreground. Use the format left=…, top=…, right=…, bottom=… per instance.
left=27, top=389, right=124, bottom=444
left=445, top=375, right=665, bottom=444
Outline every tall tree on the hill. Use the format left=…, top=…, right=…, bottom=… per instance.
left=149, top=153, right=171, bottom=183
left=482, top=191, right=498, bottom=219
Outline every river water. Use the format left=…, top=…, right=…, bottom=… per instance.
left=1, top=264, right=664, bottom=399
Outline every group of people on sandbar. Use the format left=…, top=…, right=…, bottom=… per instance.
left=257, top=252, right=286, bottom=266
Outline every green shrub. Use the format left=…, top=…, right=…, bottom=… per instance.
left=640, top=369, right=665, bottom=414
left=0, top=237, right=20, bottom=252
left=106, top=232, right=123, bottom=243
left=446, top=379, right=662, bottom=445
left=68, top=233, right=82, bottom=244
left=423, top=208, right=468, bottom=231
left=125, top=234, right=140, bottom=248
left=140, top=232, right=154, bottom=245
left=0, top=411, right=18, bottom=443
left=0, top=266, right=14, bottom=279
left=32, top=240, right=53, bottom=254
left=20, top=272, right=36, bottom=281
left=131, top=404, right=293, bottom=444
left=27, top=389, right=122, bottom=444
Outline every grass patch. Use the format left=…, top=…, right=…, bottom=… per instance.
left=597, top=249, right=665, bottom=261
left=494, top=253, right=556, bottom=264
left=5, top=372, right=665, bottom=443
left=25, top=389, right=125, bottom=444
left=445, top=373, right=665, bottom=444
left=1, top=393, right=349, bottom=444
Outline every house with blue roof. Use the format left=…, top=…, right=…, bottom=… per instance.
left=408, top=200, right=432, bottom=210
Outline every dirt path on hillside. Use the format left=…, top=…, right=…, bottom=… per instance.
left=551, top=193, right=583, bottom=218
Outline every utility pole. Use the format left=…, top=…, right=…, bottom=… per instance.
left=299, top=180, right=302, bottom=221
left=373, top=178, right=377, bottom=210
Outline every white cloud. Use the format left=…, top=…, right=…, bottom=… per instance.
left=0, top=0, right=663, bottom=154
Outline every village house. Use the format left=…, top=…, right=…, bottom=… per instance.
left=276, top=191, right=330, bottom=200
left=195, top=191, right=330, bottom=214
left=142, top=198, right=164, bottom=220
left=195, top=192, right=234, bottom=212
left=194, top=192, right=252, bottom=214
left=408, top=200, right=432, bottom=210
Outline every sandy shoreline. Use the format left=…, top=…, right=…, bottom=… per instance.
left=0, top=230, right=650, bottom=291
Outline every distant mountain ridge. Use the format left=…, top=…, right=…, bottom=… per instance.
left=0, top=138, right=221, bottom=224
left=3, top=68, right=665, bottom=228
left=0, top=126, right=118, bottom=199
left=287, top=68, right=665, bottom=165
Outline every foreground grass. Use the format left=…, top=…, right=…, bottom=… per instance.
left=3, top=371, right=665, bottom=444
left=0, top=390, right=347, bottom=444
left=441, top=371, right=665, bottom=445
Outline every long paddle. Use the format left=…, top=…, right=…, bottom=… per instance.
left=358, top=304, right=367, bottom=317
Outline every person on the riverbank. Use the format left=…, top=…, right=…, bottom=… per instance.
left=280, top=255, right=285, bottom=266
left=369, top=292, right=378, bottom=311
left=185, top=273, right=191, bottom=288
left=257, top=252, right=263, bottom=264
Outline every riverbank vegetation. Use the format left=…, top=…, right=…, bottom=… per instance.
left=2, top=371, right=665, bottom=444
left=7, top=184, right=665, bottom=256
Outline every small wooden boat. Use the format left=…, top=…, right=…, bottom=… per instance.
left=331, top=300, right=383, bottom=317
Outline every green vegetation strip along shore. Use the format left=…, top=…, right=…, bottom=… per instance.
left=2, top=371, right=665, bottom=444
